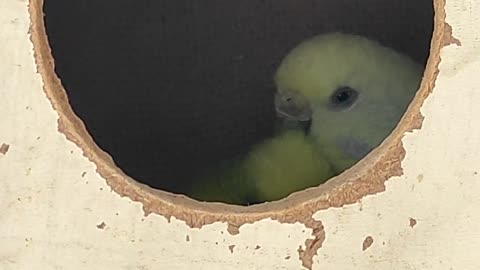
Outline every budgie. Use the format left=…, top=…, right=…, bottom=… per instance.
left=189, top=32, right=423, bottom=205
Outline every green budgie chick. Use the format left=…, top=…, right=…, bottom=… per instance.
left=189, top=130, right=334, bottom=204
left=190, top=32, right=422, bottom=205
left=275, top=32, right=423, bottom=173
left=244, top=130, right=334, bottom=202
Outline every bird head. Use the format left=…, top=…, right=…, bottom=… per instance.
left=274, top=32, right=423, bottom=172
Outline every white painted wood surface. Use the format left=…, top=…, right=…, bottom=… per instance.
left=1, top=0, right=478, bottom=269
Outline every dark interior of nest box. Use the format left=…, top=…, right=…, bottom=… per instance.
left=43, top=0, right=434, bottom=198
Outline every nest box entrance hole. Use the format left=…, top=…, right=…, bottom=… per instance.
left=42, top=0, right=434, bottom=205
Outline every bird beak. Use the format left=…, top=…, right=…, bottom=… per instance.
left=274, top=91, right=312, bottom=121
left=274, top=90, right=312, bottom=135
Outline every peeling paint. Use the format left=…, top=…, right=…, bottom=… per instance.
left=0, top=143, right=10, bottom=155
left=227, top=224, right=240, bottom=235
left=409, top=218, right=418, bottom=228
left=298, top=219, right=324, bottom=270
left=443, top=22, right=462, bottom=47
left=297, top=245, right=305, bottom=261
left=362, top=236, right=374, bottom=251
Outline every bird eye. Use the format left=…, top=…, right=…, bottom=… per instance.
left=329, top=86, right=359, bottom=110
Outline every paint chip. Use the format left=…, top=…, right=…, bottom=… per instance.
left=297, top=245, right=305, bottom=256
left=81, top=172, right=87, bottom=177
left=228, top=245, right=235, bottom=254
left=96, top=222, right=106, bottom=229
left=255, top=245, right=261, bottom=250
left=409, top=218, right=417, bottom=228
left=362, top=236, right=374, bottom=251
left=299, top=224, right=325, bottom=270
left=417, top=174, right=424, bottom=183
left=443, top=22, right=462, bottom=46
left=285, top=256, right=291, bottom=260
left=227, top=224, right=239, bottom=235
left=0, top=143, right=10, bottom=155
left=186, top=235, right=190, bottom=242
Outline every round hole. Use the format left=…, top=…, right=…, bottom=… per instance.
left=31, top=0, right=438, bottom=212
